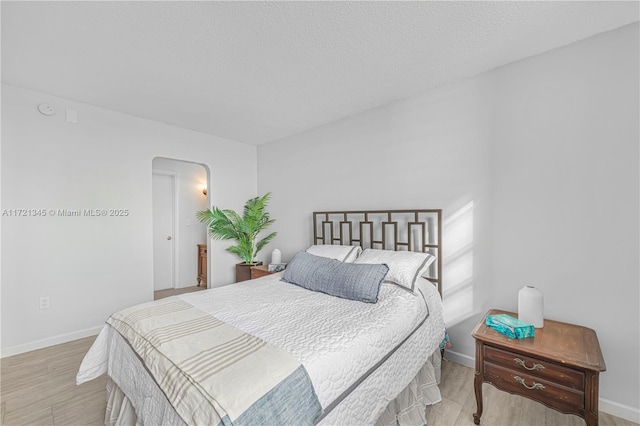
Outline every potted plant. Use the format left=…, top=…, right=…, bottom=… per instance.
left=196, top=192, right=277, bottom=282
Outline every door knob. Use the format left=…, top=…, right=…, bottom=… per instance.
left=167, top=236, right=172, bottom=240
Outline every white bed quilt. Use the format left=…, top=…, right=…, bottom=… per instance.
left=78, top=274, right=445, bottom=423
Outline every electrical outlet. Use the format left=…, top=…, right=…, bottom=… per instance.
left=186, top=218, right=192, bottom=226
left=39, top=296, right=50, bottom=310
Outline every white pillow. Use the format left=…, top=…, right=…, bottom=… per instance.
left=305, top=245, right=362, bottom=262
left=353, top=248, right=436, bottom=292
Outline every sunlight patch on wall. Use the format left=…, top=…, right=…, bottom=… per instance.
left=443, top=201, right=474, bottom=259
left=443, top=282, right=475, bottom=328
left=446, top=251, right=473, bottom=291
left=442, top=201, right=477, bottom=327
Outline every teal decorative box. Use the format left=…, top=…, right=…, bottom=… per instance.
left=486, top=314, right=534, bottom=339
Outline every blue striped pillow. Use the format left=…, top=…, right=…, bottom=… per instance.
left=282, top=251, right=389, bottom=303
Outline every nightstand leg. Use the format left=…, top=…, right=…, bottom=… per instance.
left=585, top=371, right=600, bottom=426
left=473, top=340, right=484, bottom=425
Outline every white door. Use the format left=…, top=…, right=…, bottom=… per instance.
left=153, top=173, right=175, bottom=290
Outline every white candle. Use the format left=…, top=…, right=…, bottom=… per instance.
left=271, top=248, right=281, bottom=264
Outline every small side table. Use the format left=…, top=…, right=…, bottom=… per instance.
left=250, top=265, right=279, bottom=280
left=471, top=309, right=605, bottom=426
left=197, top=244, right=207, bottom=287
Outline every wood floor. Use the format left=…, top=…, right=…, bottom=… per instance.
left=1, top=314, right=636, bottom=426
left=153, top=284, right=206, bottom=300
left=0, top=336, right=106, bottom=426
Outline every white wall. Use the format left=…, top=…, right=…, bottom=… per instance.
left=1, top=84, right=257, bottom=355
left=152, top=158, right=208, bottom=288
left=258, top=72, right=495, bottom=369
left=488, top=23, right=639, bottom=416
left=258, top=23, right=639, bottom=420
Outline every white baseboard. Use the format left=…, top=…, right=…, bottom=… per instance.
left=599, top=398, right=640, bottom=423
left=443, top=350, right=640, bottom=423
left=0, top=325, right=103, bottom=358
left=443, top=349, right=475, bottom=368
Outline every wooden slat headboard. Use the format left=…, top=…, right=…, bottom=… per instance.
left=313, top=210, right=442, bottom=295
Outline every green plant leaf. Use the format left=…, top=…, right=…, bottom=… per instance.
left=256, top=231, right=277, bottom=253
left=197, top=192, right=276, bottom=264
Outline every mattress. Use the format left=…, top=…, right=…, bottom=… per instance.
left=78, top=273, right=445, bottom=424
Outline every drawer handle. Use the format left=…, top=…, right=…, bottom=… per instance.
left=514, top=358, right=545, bottom=371
left=514, top=376, right=545, bottom=390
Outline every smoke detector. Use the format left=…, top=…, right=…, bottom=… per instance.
left=37, top=104, right=55, bottom=116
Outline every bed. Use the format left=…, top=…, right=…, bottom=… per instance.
left=77, top=209, right=446, bottom=426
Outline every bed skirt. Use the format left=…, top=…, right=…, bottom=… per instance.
left=104, top=349, right=442, bottom=426
left=105, top=379, right=141, bottom=426
left=374, top=350, right=442, bottom=426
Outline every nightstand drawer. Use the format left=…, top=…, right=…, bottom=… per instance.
left=484, top=362, right=584, bottom=415
left=250, top=265, right=277, bottom=279
left=472, top=310, right=605, bottom=426
left=484, top=345, right=584, bottom=391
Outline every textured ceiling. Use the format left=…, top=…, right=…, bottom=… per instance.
left=2, top=2, right=638, bottom=145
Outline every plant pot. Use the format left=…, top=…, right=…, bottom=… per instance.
left=235, top=261, right=263, bottom=283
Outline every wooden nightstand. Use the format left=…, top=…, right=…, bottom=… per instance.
left=250, top=265, right=279, bottom=279
left=471, top=309, right=605, bottom=426
left=197, top=244, right=207, bottom=287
